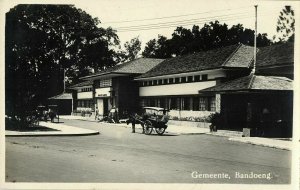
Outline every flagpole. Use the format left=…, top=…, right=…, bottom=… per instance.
left=253, top=5, right=258, bottom=74
left=63, top=68, right=66, bottom=93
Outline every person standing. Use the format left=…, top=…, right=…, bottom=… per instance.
left=126, top=113, right=137, bottom=133
left=95, top=107, right=99, bottom=121
left=131, top=114, right=136, bottom=133
left=261, top=107, right=272, bottom=136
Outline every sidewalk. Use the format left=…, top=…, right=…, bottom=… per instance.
left=59, top=115, right=292, bottom=150
left=60, top=115, right=210, bottom=135
left=5, top=121, right=100, bottom=137
left=228, top=137, right=292, bottom=150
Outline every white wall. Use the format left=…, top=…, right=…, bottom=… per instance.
left=97, top=99, right=104, bottom=115
left=169, top=110, right=214, bottom=119
left=139, top=81, right=216, bottom=96
left=95, top=87, right=111, bottom=97
left=78, top=92, right=93, bottom=99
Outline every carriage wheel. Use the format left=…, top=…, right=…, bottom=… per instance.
left=155, top=128, right=166, bottom=135
left=144, top=120, right=153, bottom=135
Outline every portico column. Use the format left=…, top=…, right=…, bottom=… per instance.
left=215, top=94, right=221, bottom=113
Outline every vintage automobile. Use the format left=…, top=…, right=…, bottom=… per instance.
left=36, top=105, right=48, bottom=121
left=141, top=107, right=169, bottom=135
left=36, top=105, right=59, bottom=123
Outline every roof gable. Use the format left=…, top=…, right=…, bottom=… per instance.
left=223, top=44, right=254, bottom=68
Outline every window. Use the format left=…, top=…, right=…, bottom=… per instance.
left=169, top=78, right=174, bottom=84
left=153, top=80, right=157, bottom=85
left=193, top=97, right=199, bottom=111
left=143, top=99, right=150, bottom=107
left=202, top=74, right=208, bottom=81
left=100, top=78, right=112, bottom=87
left=163, top=79, right=168, bottom=84
left=140, top=99, right=146, bottom=107
left=159, top=98, right=165, bottom=108
left=149, top=81, right=153, bottom=86
left=150, top=99, right=155, bottom=107
left=181, top=77, right=186, bottom=83
left=188, top=76, right=193, bottom=82
left=94, top=80, right=100, bottom=88
left=199, top=97, right=208, bottom=111
left=89, top=100, right=93, bottom=108
left=209, top=97, right=216, bottom=111
left=158, top=80, right=162, bottom=85
left=183, top=97, right=190, bottom=110
left=170, top=97, right=177, bottom=109
left=176, top=98, right=181, bottom=109
left=180, top=77, right=186, bottom=82
left=81, top=88, right=92, bottom=92
left=175, top=77, right=180, bottom=84
left=194, top=75, right=200, bottom=82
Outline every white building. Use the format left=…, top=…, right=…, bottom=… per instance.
left=135, top=44, right=255, bottom=120
left=69, top=80, right=93, bottom=113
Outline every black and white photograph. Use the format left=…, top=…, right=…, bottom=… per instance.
left=1, top=0, right=299, bottom=189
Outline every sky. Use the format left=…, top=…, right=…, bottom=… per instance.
left=1, top=0, right=299, bottom=50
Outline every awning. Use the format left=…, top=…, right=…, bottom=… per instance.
left=199, top=74, right=293, bottom=94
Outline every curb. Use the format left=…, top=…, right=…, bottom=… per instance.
left=5, top=120, right=100, bottom=137
left=5, top=131, right=100, bottom=137
left=228, top=138, right=291, bottom=150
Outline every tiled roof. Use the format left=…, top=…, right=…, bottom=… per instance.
left=200, top=74, right=293, bottom=93
left=68, top=80, right=93, bottom=89
left=256, top=42, right=294, bottom=67
left=224, top=44, right=254, bottom=67
left=48, top=93, right=73, bottom=100
left=81, top=58, right=164, bottom=79
left=113, top=58, right=165, bottom=73
left=137, top=44, right=254, bottom=79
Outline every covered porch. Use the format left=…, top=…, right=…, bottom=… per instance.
left=200, top=74, right=293, bottom=137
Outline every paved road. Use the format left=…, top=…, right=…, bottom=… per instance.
left=6, top=119, right=291, bottom=183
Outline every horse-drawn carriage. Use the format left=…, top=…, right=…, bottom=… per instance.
left=36, top=105, right=59, bottom=123
left=132, top=107, right=169, bottom=135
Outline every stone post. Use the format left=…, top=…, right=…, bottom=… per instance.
left=215, top=94, right=221, bottom=113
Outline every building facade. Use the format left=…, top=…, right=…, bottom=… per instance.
left=69, top=80, right=93, bottom=114
left=135, top=44, right=254, bottom=120
left=70, top=42, right=294, bottom=132
left=79, top=58, right=164, bottom=118
left=201, top=74, right=293, bottom=137
left=199, top=42, right=294, bottom=136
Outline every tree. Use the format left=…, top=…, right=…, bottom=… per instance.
left=5, top=4, right=120, bottom=121
left=142, top=21, right=272, bottom=58
left=275, top=6, right=295, bottom=42
left=142, top=35, right=171, bottom=58
left=117, top=37, right=142, bottom=62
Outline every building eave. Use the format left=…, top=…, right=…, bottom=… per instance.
left=80, top=72, right=133, bottom=81
left=135, top=68, right=225, bottom=81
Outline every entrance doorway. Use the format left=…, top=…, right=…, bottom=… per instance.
left=103, top=98, right=108, bottom=115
